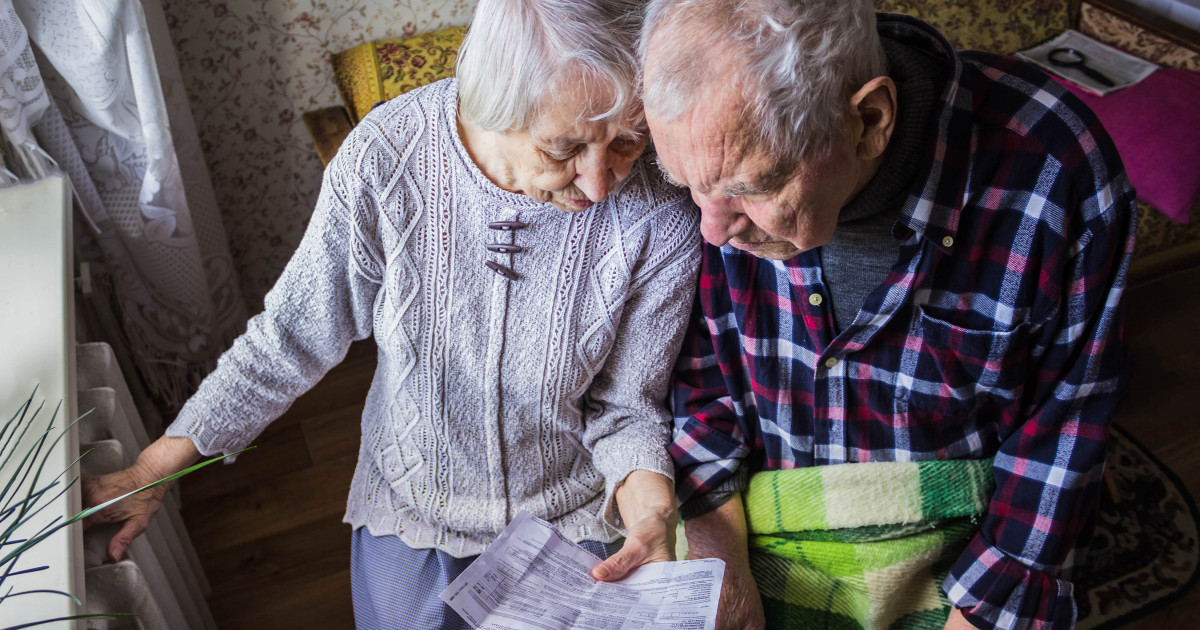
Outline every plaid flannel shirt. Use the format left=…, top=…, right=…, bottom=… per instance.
left=670, top=15, right=1136, bottom=630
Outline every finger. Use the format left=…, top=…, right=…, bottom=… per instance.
left=108, top=518, right=144, bottom=563
left=591, top=545, right=637, bottom=581
left=595, top=530, right=661, bottom=581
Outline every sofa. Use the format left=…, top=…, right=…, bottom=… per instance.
left=302, top=0, right=1200, bottom=287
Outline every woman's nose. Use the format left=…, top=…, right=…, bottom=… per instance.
left=574, top=155, right=616, bottom=203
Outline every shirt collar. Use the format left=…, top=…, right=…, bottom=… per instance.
left=875, top=13, right=974, bottom=254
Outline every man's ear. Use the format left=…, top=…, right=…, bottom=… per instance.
left=848, top=76, right=897, bottom=161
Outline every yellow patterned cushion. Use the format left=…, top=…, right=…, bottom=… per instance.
left=332, top=26, right=467, bottom=124
left=875, top=0, right=1074, bottom=54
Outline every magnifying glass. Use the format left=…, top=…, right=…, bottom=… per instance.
left=1048, top=48, right=1115, bottom=87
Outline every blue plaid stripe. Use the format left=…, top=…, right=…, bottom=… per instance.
left=670, top=14, right=1136, bottom=630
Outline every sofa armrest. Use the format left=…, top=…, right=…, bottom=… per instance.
left=302, top=106, right=354, bottom=167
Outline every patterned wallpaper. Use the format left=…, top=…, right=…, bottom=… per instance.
left=160, top=0, right=479, bottom=308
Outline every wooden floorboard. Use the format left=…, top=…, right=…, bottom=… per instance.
left=184, top=452, right=357, bottom=554
left=180, top=270, right=1200, bottom=628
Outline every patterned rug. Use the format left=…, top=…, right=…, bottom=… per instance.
left=1077, top=425, right=1200, bottom=629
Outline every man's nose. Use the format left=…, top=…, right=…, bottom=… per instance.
left=693, top=191, right=740, bottom=246
left=574, top=154, right=617, bottom=203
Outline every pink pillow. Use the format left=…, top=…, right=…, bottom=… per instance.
left=1053, top=67, right=1200, bottom=223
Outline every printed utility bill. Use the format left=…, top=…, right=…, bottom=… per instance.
left=439, top=510, right=725, bottom=630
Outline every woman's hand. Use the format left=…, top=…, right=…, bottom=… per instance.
left=82, top=436, right=201, bottom=562
left=82, top=465, right=167, bottom=562
left=591, top=470, right=676, bottom=581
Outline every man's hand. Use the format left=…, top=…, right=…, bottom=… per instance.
left=943, top=607, right=979, bottom=630
left=82, top=436, right=200, bottom=562
left=592, top=470, right=676, bottom=581
left=684, top=495, right=765, bottom=630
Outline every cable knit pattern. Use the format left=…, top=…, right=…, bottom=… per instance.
left=166, top=78, right=702, bottom=557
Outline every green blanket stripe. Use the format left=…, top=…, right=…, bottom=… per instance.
left=752, top=519, right=978, bottom=577
left=745, top=459, right=994, bottom=534
left=918, top=459, right=994, bottom=523
left=743, top=459, right=995, bottom=630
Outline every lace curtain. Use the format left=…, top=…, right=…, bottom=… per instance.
left=0, top=0, right=246, bottom=419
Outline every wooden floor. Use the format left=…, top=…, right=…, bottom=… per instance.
left=179, top=266, right=1200, bottom=629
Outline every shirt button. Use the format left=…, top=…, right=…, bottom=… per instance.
left=824, top=357, right=838, bottom=368
left=809, top=293, right=823, bottom=306
left=942, top=235, right=954, bottom=248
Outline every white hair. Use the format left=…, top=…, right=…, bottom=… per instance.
left=641, top=0, right=887, bottom=165
left=457, top=0, right=647, bottom=133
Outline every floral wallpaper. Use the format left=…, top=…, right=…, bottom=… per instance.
left=159, top=0, right=478, bottom=308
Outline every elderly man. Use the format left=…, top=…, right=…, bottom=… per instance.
left=642, top=1, right=1136, bottom=629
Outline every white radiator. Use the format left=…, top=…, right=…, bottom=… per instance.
left=0, top=176, right=215, bottom=629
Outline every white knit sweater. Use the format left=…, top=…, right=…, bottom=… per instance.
left=166, top=79, right=701, bottom=556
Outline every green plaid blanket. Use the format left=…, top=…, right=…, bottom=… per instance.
left=744, top=459, right=994, bottom=630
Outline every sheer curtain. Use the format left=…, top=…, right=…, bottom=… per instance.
left=0, top=0, right=245, bottom=421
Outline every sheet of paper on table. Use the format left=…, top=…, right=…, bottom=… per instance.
left=1015, top=29, right=1158, bottom=96
left=439, top=510, right=725, bottom=630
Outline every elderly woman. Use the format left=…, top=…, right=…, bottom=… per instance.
left=83, top=0, right=700, bottom=627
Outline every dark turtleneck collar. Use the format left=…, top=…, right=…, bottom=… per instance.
left=838, top=37, right=949, bottom=224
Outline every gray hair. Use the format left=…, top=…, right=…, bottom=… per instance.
left=641, top=0, right=887, bottom=165
left=457, top=0, right=647, bottom=133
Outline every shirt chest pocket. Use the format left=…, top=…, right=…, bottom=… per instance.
left=895, top=307, right=1031, bottom=420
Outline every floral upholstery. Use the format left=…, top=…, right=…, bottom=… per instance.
left=1078, top=2, right=1200, bottom=70
left=331, top=26, right=466, bottom=124
left=1135, top=200, right=1200, bottom=258
left=874, top=0, right=1074, bottom=54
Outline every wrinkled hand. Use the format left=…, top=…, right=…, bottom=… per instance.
left=684, top=496, right=764, bottom=630
left=82, top=464, right=168, bottom=563
left=81, top=436, right=199, bottom=563
left=592, top=470, right=676, bottom=582
left=712, top=556, right=765, bottom=630
left=591, top=507, right=676, bottom=581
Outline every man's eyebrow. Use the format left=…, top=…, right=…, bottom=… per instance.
left=725, top=169, right=789, bottom=198
left=724, top=181, right=771, bottom=197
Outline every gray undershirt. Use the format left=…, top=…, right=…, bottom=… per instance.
left=679, top=37, right=949, bottom=521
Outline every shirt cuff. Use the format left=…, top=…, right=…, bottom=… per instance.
left=942, top=534, right=1076, bottom=630
left=678, top=466, right=749, bottom=520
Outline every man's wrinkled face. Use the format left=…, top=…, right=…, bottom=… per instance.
left=646, top=92, right=862, bottom=260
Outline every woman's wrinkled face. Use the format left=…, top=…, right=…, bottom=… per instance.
left=496, top=82, right=648, bottom=212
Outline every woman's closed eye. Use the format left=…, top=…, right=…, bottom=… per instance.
left=611, top=135, right=644, bottom=154
left=541, top=144, right=582, bottom=163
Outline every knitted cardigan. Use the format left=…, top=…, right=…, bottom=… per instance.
left=166, top=79, right=702, bottom=556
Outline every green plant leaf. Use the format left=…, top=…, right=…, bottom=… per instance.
left=0, top=587, right=81, bottom=606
